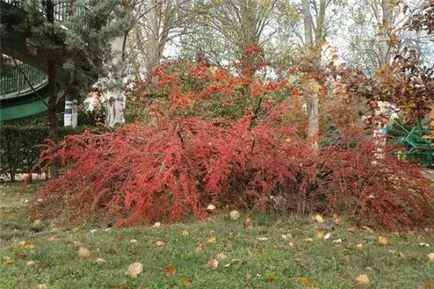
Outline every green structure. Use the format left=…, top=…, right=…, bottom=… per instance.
left=394, top=119, right=434, bottom=167
left=0, top=61, right=50, bottom=122
left=0, top=0, right=71, bottom=122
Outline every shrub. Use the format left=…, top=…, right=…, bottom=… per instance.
left=30, top=56, right=434, bottom=230
left=0, top=124, right=84, bottom=181
left=30, top=105, right=433, bottom=230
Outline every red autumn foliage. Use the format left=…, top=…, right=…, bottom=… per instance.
left=30, top=51, right=434, bottom=230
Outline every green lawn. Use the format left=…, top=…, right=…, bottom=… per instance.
left=1, top=182, right=433, bottom=289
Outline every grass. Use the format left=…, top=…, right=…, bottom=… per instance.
left=1, top=182, right=433, bottom=289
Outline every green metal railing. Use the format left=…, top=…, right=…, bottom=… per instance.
left=0, top=62, right=47, bottom=98
left=2, top=0, right=79, bottom=22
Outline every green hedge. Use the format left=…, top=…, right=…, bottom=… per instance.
left=0, top=124, right=84, bottom=181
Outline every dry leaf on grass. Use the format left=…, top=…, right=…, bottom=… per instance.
left=182, top=230, right=189, bottom=236
left=229, top=210, right=240, bottom=220
left=195, top=243, right=205, bottom=252
left=155, top=240, right=165, bottom=248
left=215, top=253, right=227, bottom=261
left=18, top=241, right=35, bottom=249
left=312, top=214, right=324, bottom=223
left=78, top=247, right=90, bottom=258
left=38, top=284, right=46, bottom=289
left=266, top=273, right=276, bottom=282
left=3, top=257, right=14, bottom=265
left=244, top=217, right=253, bottom=229
left=298, top=276, right=315, bottom=287
left=207, top=236, right=217, bottom=244
left=378, top=236, right=389, bottom=245
left=126, top=262, right=143, bottom=278
left=26, top=260, right=35, bottom=266
left=181, top=277, right=192, bottom=287
left=153, top=222, right=161, bottom=228
left=427, top=253, right=434, bottom=262
left=207, top=259, right=219, bottom=269
left=207, top=204, right=216, bottom=211
left=166, top=264, right=177, bottom=277
left=355, top=274, right=370, bottom=285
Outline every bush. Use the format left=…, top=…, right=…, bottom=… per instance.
left=0, top=124, right=84, bottom=181
left=30, top=107, right=433, bottom=230
left=29, top=56, right=434, bottom=230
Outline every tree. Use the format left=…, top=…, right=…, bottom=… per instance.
left=126, top=0, right=188, bottom=82
left=341, top=0, right=434, bottom=74
left=2, top=0, right=133, bottom=177
left=180, top=0, right=297, bottom=66
left=300, top=0, right=330, bottom=146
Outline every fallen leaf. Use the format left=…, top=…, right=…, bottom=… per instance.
left=282, top=234, right=293, bottom=240
left=207, top=236, right=217, bottom=244
left=298, top=276, right=315, bottom=287
left=304, top=238, right=313, bottom=242
left=422, top=280, right=434, bottom=289
left=215, top=253, right=227, bottom=261
left=47, top=236, right=58, bottom=242
left=207, top=204, right=216, bottom=211
left=38, top=284, right=46, bottom=289
left=347, top=226, right=360, bottom=233
left=316, top=231, right=325, bottom=238
left=3, top=257, right=14, bottom=265
left=117, top=234, right=125, bottom=241
left=257, top=237, right=269, bottom=241
left=153, top=222, right=161, bottom=228
left=16, top=252, right=27, bottom=259
left=427, top=253, right=434, bottom=262
left=166, top=264, right=177, bottom=277
left=126, top=262, right=143, bottom=278
left=378, top=236, right=389, bottom=246
left=26, top=260, right=35, bottom=266
left=155, top=240, right=165, bottom=248
left=356, top=243, right=363, bottom=250
left=182, top=230, right=189, bottom=236
left=94, top=257, right=106, bottom=264
left=78, top=247, right=90, bottom=258
left=33, top=219, right=41, bottom=226
left=130, top=239, right=138, bottom=243
left=362, top=226, right=374, bottom=234
left=356, top=274, right=370, bottom=285
left=230, top=210, right=240, bottom=220
left=333, top=239, right=343, bottom=244
left=207, top=258, right=219, bottom=269
left=245, top=273, right=252, bottom=283
left=313, top=214, right=324, bottom=223
left=323, top=232, right=332, bottom=240
left=181, top=277, right=192, bottom=287
left=344, top=255, right=351, bottom=264
left=399, top=252, right=406, bottom=259
left=244, top=217, right=253, bottom=229
left=196, top=243, right=205, bottom=252
left=419, top=242, right=430, bottom=247
left=332, top=213, right=341, bottom=225
left=266, top=273, right=276, bottom=282
left=18, top=241, right=35, bottom=249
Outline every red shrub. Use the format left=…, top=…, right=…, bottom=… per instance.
left=30, top=105, right=433, bottom=230
left=30, top=59, right=433, bottom=230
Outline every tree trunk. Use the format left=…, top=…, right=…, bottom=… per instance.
left=46, top=0, right=59, bottom=179
left=302, top=0, right=319, bottom=148
left=380, top=0, right=392, bottom=65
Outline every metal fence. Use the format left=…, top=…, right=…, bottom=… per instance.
left=0, top=63, right=47, bottom=98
